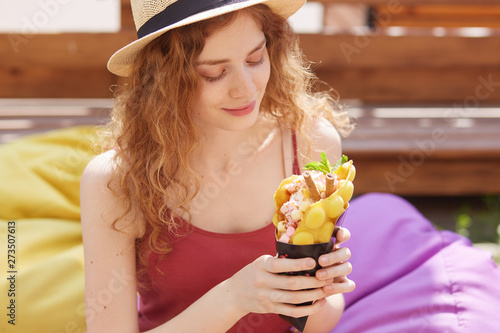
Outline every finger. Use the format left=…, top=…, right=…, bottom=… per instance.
left=318, top=247, right=351, bottom=268
left=322, top=279, right=356, bottom=295
left=266, top=256, right=316, bottom=274
left=274, top=298, right=327, bottom=318
left=270, top=274, right=334, bottom=291
left=335, top=227, right=351, bottom=246
left=334, top=274, right=349, bottom=283
left=316, top=261, right=352, bottom=281
left=270, top=287, right=326, bottom=305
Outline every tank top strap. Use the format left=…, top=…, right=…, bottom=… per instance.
left=281, top=127, right=301, bottom=177
left=291, top=131, right=301, bottom=175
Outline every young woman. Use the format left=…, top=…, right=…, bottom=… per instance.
left=81, top=1, right=355, bottom=332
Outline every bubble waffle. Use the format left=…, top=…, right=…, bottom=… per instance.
left=273, top=155, right=355, bottom=245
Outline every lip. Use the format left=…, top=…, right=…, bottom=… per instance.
left=222, top=101, right=256, bottom=117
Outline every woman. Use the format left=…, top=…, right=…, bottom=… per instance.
left=81, top=1, right=355, bottom=332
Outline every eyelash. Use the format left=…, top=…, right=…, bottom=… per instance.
left=204, top=57, right=265, bottom=83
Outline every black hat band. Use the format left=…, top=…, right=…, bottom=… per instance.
left=137, top=0, right=250, bottom=39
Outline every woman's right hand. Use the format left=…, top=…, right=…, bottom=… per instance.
left=225, top=255, right=334, bottom=319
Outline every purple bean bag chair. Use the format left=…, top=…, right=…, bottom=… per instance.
left=336, top=193, right=500, bottom=332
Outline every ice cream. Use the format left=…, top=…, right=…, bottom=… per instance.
left=273, top=154, right=355, bottom=245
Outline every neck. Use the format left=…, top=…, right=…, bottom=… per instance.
left=193, top=116, right=278, bottom=173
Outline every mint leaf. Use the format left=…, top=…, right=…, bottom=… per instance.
left=319, top=164, right=331, bottom=174
left=304, top=152, right=347, bottom=174
left=304, top=153, right=349, bottom=174
left=320, top=152, right=331, bottom=172
left=331, top=155, right=348, bottom=172
left=303, top=161, right=323, bottom=172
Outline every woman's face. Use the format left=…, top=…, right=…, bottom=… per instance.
left=193, top=10, right=271, bottom=132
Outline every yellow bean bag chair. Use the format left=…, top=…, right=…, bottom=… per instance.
left=0, top=126, right=99, bottom=333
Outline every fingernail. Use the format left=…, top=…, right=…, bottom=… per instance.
left=318, top=271, right=326, bottom=279
left=320, top=256, right=328, bottom=266
left=325, top=284, right=333, bottom=292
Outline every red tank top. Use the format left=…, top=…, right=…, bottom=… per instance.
left=137, top=131, right=301, bottom=332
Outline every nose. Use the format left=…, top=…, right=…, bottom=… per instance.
left=228, top=67, right=256, bottom=100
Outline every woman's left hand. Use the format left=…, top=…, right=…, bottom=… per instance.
left=315, top=227, right=355, bottom=295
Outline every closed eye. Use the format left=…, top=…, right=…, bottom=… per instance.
left=203, top=58, right=263, bottom=83
left=203, top=70, right=227, bottom=83
left=247, top=57, right=265, bottom=66
left=198, top=39, right=266, bottom=83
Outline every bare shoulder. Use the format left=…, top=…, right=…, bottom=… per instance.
left=297, top=117, right=342, bottom=168
left=80, top=150, right=119, bottom=219
left=80, top=150, right=144, bottom=239
left=81, top=149, right=117, bottom=188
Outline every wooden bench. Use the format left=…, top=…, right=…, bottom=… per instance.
left=343, top=104, right=500, bottom=195
left=0, top=99, right=111, bottom=143
left=1, top=99, right=499, bottom=196
left=1, top=0, right=499, bottom=196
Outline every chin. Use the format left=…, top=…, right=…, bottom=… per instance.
left=227, top=113, right=260, bottom=132
left=222, top=105, right=262, bottom=131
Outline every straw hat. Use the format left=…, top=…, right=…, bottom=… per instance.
left=108, top=0, right=306, bottom=77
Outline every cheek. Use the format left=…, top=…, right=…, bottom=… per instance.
left=193, top=86, right=221, bottom=115
left=256, top=62, right=271, bottom=91
left=192, top=90, right=207, bottom=116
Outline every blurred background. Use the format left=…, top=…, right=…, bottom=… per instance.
left=1, top=0, right=499, bottom=246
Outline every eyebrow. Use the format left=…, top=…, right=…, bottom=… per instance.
left=196, top=39, right=267, bottom=66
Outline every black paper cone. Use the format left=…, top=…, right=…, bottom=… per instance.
left=280, top=313, right=309, bottom=332
left=336, top=209, right=348, bottom=228
left=275, top=240, right=334, bottom=331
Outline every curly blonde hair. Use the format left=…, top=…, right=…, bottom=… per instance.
left=102, top=4, right=352, bottom=288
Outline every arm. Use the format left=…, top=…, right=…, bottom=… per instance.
left=81, top=151, right=142, bottom=332
left=81, top=151, right=336, bottom=333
